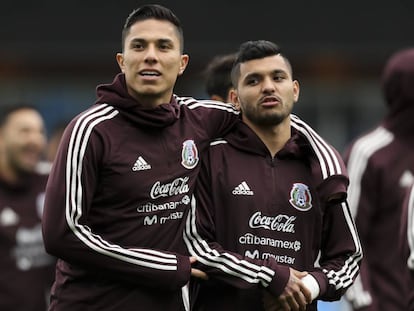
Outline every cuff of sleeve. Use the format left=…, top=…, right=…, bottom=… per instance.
left=266, top=264, right=291, bottom=296
left=302, top=274, right=320, bottom=300
left=174, top=255, right=192, bottom=289
left=307, top=271, right=327, bottom=298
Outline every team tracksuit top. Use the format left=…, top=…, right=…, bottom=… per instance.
left=42, top=73, right=239, bottom=311
left=344, top=49, right=414, bottom=311
left=0, top=170, right=55, bottom=310
left=184, top=116, right=362, bottom=311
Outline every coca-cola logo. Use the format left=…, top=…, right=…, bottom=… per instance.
left=249, top=212, right=295, bottom=233
left=150, top=177, right=190, bottom=199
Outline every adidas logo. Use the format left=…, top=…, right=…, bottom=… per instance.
left=232, top=181, right=254, bottom=195
left=132, top=156, right=151, bottom=171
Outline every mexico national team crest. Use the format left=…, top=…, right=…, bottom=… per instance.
left=289, top=183, right=312, bottom=211
left=181, top=139, right=199, bottom=169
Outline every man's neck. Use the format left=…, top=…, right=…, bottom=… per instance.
left=244, top=118, right=291, bottom=157
left=128, top=88, right=173, bottom=109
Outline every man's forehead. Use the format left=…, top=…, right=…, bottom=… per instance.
left=127, top=19, right=179, bottom=41
left=241, top=55, right=287, bottom=74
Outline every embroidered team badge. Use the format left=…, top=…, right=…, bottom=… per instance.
left=289, top=183, right=312, bottom=211
left=181, top=139, right=199, bottom=169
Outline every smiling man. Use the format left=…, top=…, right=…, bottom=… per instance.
left=41, top=4, right=239, bottom=311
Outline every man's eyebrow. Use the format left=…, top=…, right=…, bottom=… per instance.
left=271, top=69, right=287, bottom=74
left=244, top=72, right=261, bottom=79
left=129, top=37, right=174, bottom=44
left=129, top=38, right=145, bottom=44
left=158, top=38, right=174, bottom=45
left=246, top=69, right=286, bottom=76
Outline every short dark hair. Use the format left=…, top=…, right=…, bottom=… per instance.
left=121, top=4, right=184, bottom=53
left=231, top=40, right=292, bottom=86
left=204, top=53, right=237, bottom=100
left=0, top=103, right=40, bottom=127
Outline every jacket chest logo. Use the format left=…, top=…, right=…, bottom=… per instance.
left=181, top=139, right=199, bottom=169
left=289, top=183, right=312, bottom=211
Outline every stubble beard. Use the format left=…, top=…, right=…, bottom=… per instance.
left=246, top=107, right=290, bottom=127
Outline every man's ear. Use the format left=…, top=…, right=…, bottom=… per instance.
left=178, top=54, right=189, bottom=76
left=116, top=53, right=125, bottom=72
left=293, top=79, right=300, bottom=103
left=229, top=89, right=240, bottom=111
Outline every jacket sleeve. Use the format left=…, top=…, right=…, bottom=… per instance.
left=291, top=113, right=362, bottom=301
left=183, top=153, right=290, bottom=297
left=310, top=198, right=362, bottom=301
left=177, top=96, right=240, bottom=138
left=42, top=109, right=190, bottom=290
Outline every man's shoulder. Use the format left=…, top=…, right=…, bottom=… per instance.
left=66, top=104, right=121, bottom=132
left=290, top=114, right=346, bottom=179
left=175, top=95, right=238, bottom=113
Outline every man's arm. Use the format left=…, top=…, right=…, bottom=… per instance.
left=183, top=153, right=309, bottom=305
left=313, top=200, right=362, bottom=301
left=42, top=106, right=191, bottom=290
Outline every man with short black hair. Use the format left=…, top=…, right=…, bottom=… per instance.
left=185, top=40, right=362, bottom=311
left=42, top=4, right=238, bottom=311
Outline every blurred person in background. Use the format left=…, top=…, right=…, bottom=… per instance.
left=343, top=47, right=414, bottom=311
left=203, top=53, right=237, bottom=104
left=185, top=40, right=362, bottom=311
left=0, top=104, right=55, bottom=311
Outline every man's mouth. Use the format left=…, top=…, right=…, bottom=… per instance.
left=139, top=70, right=161, bottom=76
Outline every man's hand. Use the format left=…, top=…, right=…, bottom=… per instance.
left=190, top=256, right=208, bottom=280
left=263, top=268, right=312, bottom=311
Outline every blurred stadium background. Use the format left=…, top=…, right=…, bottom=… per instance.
left=2, top=0, right=413, bottom=153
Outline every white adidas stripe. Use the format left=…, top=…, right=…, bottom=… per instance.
left=184, top=196, right=275, bottom=287
left=176, top=95, right=239, bottom=113
left=66, top=104, right=179, bottom=270
left=137, top=156, right=148, bottom=166
left=240, top=181, right=250, bottom=190
left=290, top=114, right=363, bottom=293
left=290, top=114, right=342, bottom=179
